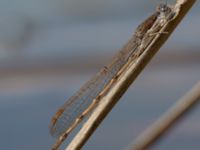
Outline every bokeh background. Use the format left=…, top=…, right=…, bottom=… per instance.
left=0, top=0, right=199, bottom=150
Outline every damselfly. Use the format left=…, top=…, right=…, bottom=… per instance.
left=50, top=3, right=175, bottom=150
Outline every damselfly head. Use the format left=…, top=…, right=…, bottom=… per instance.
left=156, top=2, right=174, bottom=24
left=157, top=3, right=171, bottom=14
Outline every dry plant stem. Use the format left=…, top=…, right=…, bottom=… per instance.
left=66, top=0, right=196, bottom=149
left=129, top=82, right=200, bottom=150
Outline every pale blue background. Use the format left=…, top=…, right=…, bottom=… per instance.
left=0, top=0, right=199, bottom=150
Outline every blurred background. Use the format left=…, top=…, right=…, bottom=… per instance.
left=0, top=0, right=199, bottom=150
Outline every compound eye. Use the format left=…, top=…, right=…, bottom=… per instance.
left=162, top=7, right=167, bottom=11
left=163, top=5, right=167, bottom=11
left=158, top=4, right=164, bottom=12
